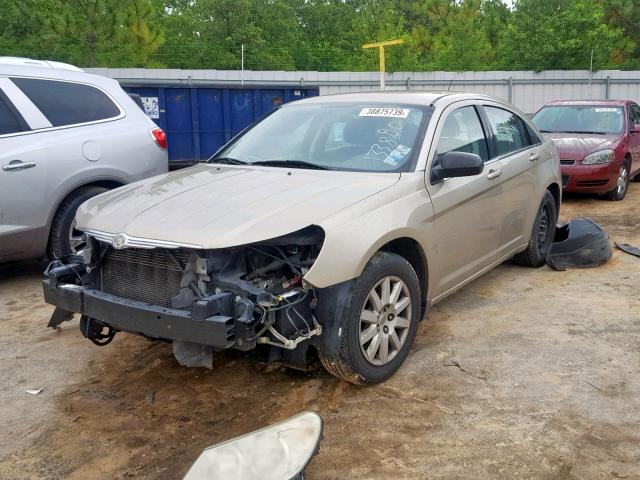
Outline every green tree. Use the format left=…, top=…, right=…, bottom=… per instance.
left=120, top=0, right=166, bottom=67
left=14, top=0, right=121, bottom=67
left=11, top=0, right=165, bottom=67
left=481, top=0, right=511, bottom=49
left=402, top=0, right=494, bottom=70
left=1, top=0, right=67, bottom=59
left=3, top=0, right=640, bottom=72
left=601, top=0, right=640, bottom=60
left=496, top=0, right=633, bottom=70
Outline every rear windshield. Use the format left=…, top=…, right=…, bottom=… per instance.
left=532, top=105, right=624, bottom=135
left=210, top=103, right=432, bottom=172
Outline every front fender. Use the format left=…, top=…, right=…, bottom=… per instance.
left=304, top=174, right=435, bottom=289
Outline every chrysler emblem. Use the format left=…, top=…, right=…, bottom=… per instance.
left=112, top=234, right=127, bottom=249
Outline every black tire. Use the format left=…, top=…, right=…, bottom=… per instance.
left=605, top=161, right=630, bottom=201
left=48, top=186, right=108, bottom=259
left=315, top=251, right=421, bottom=385
left=513, top=190, right=557, bottom=268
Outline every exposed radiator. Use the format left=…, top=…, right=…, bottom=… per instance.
left=100, top=247, right=192, bottom=307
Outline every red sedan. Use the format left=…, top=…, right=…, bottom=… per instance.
left=532, top=100, right=640, bottom=200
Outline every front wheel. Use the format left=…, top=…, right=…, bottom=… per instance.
left=513, top=190, right=557, bottom=268
left=605, top=162, right=630, bottom=201
left=48, top=186, right=108, bottom=259
left=316, top=252, right=421, bottom=385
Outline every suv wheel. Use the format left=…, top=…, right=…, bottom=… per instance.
left=49, top=186, right=108, bottom=259
left=606, top=162, right=630, bottom=201
left=513, top=190, right=557, bottom=268
left=316, top=252, right=421, bottom=385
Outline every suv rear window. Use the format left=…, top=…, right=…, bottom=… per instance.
left=10, top=78, right=121, bottom=127
left=0, top=94, right=25, bottom=135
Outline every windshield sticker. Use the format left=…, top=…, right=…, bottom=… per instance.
left=384, top=145, right=412, bottom=166
left=359, top=107, right=410, bottom=118
left=595, top=108, right=619, bottom=113
left=364, top=119, right=407, bottom=165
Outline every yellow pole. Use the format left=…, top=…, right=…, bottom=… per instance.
left=362, top=39, right=404, bottom=90
left=379, top=46, right=385, bottom=90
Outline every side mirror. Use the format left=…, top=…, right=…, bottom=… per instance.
left=431, top=151, right=484, bottom=183
left=631, top=124, right=640, bottom=134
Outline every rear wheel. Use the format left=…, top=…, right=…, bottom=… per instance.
left=605, top=162, right=630, bottom=201
left=316, top=252, right=421, bottom=385
left=48, top=186, right=108, bottom=259
left=513, top=190, right=557, bottom=268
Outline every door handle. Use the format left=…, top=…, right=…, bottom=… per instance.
left=529, top=153, right=540, bottom=162
left=486, top=167, right=502, bottom=179
left=2, top=161, right=36, bottom=172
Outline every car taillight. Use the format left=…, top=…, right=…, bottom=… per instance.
left=150, top=128, right=167, bottom=150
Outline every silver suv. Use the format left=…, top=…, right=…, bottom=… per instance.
left=0, top=57, right=168, bottom=263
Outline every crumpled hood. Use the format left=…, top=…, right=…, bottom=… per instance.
left=76, top=164, right=400, bottom=248
left=542, top=133, right=621, bottom=161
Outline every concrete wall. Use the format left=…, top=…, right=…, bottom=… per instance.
left=87, top=68, right=640, bottom=115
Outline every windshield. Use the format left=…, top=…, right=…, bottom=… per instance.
left=210, top=103, right=431, bottom=172
left=532, top=105, right=624, bottom=135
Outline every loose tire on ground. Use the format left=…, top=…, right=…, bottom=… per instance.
left=315, top=251, right=421, bottom=385
left=48, top=186, right=108, bottom=259
left=513, top=190, right=557, bottom=268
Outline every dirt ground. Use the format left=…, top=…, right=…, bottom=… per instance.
left=1, top=184, right=639, bottom=480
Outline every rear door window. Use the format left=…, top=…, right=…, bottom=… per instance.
left=484, top=106, right=530, bottom=156
left=0, top=92, right=27, bottom=135
left=10, top=78, right=121, bottom=127
left=525, top=123, right=542, bottom=145
left=629, top=104, right=640, bottom=128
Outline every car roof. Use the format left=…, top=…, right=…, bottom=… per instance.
left=0, top=57, right=83, bottom=72
left=546, top=99, right=633, bottom=107
left=290, top=91, right=500, bottom=107
left=0, top=59, right=118, bottom=89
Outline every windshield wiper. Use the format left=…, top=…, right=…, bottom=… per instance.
left=209, top=157, right=249, bottom=165
left=251, top=160, right=331, bottom=170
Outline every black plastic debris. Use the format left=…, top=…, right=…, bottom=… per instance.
left=546, top=218, right=612, bottom=271
left=614, top=242, right=640, bottom=258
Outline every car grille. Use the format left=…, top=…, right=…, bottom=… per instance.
left=99, top=247, right=192, bottom=308
left=560, top=159, right=575, bottom=166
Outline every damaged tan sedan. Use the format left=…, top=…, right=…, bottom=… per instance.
left=43, top=92, right=561, bottom=384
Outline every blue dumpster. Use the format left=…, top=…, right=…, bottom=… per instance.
left=122, top=86, right=319, bottom=167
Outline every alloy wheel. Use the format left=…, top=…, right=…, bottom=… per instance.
left=616, top=165, right=629, bottom=197
left=359, top=275, right=412, bottom=366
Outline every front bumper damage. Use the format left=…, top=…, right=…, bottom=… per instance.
left=546, top=218, right=612, bottom=270
left=43, top=227, right=325, bottom=369
left=44, top=264, right=239, bottom=349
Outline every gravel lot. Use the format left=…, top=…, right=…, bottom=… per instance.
left=1, top=184, right=639, bottom=480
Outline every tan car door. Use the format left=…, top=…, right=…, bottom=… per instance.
left=481, top=105, right=540, bottom=261
left=425, top=104, right=503, bottom=300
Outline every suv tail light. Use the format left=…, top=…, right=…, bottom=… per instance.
left=150, top=127, right=167, bottom=150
